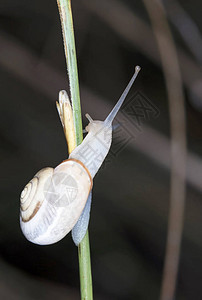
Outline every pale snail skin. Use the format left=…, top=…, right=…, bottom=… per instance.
left=72, top=191, right=92, bottom=246
left=20, top=66, right=141, bottom=245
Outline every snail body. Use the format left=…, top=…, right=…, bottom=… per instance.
left=72, top=191, right=92, bottom=246
left=20, top=66, right=140, bottom=245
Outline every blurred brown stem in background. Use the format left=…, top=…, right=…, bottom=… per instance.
left=84, top=1, right=187, bottom=297
left=84, top=0, right=202, bottom=111
left=142, top=0, right=187, bottom=299
left=164, top=0, right=202, bottom=65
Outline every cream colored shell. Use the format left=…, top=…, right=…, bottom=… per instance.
left=20, top=159, right=92, bottom=245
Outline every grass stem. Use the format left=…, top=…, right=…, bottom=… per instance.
left=56, top=1, right=93, bottom=299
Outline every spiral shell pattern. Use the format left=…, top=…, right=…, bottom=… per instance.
left=20, top=160, right=92, bottom=245
left=20, top=168, right=54, bottom=222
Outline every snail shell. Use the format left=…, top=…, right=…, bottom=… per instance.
left=20, top=159, right=92, bottom=245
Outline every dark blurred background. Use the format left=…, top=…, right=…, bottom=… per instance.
left=1, top=0, right=202, bottom=299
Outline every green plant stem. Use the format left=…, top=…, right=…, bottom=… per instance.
left=78, top=231, right=93, bottom=300
left=57, top=0, right=82, bottom=145
left=56, top=1, right=93, bottom=299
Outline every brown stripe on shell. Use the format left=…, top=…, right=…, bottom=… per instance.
left=20, top=179, right=37, bottom=211
left=21, top=201, right=42, bottom=222
left=62, top=158, right=93, bottom=190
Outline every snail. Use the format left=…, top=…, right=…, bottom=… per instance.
left=20, top=66, right=141, bottom=245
